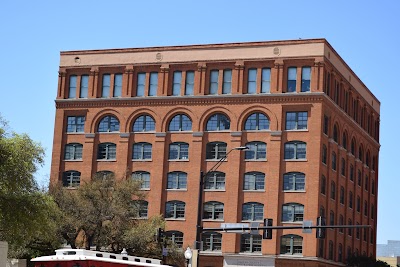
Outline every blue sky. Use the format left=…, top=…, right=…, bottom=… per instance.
left=0, top=0, right=399, bottom=244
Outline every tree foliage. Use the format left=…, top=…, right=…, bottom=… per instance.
left=0, top=115, right=63, bottom=258
left=347, top=255, right=391, bottom=267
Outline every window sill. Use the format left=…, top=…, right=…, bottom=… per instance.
left=245, top=159, right=267, bottom=162
left=204, top=189, right=226, bottom=192
left=165, top=218, right=186, bottom=221
left=132, top=159, right=152, bottom=162
left=97, top=132, right=120, bottom=134
left=285, top=129, right=308, bottom=132
left=243, top=190, right=265, bottom=193
left=139, top=188, right=150, bottom=191
left=166, top=189, right=187, bottom=191
left=64, top=159, right=83, bottom=162
left=97, top=159, right=117, bottom=162
left=239, top=252, right=262, bottom=255
left=202, top=219, right=224, bottom=222
left=131, top=131, right=156, bottom=134
left=284, top=159, right=307, bottom=162
left=281, top=221, right=303, bottom=224
left=283, top=190, right=306, bottom=193
left=200, top=251, right=222, bottom=255
left=168, top=159, right=189, bottom=162
left=66, top=132, right=85, bottom=134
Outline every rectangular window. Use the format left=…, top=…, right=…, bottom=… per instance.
left=323, top=115, right=329, bottom=135
left=136, top=73, right=145, bottom=97
left=285, top=111, right=308, bottom=130
left=102, top=74, right=110, bottom=97
left=301, top=67, right=311, bottom=92
left=79, top=75, right=89, bottom=98
left=113, top=74, right=122, bottom=97
left=247, top=69, right=257, bottom=94
left=149, top=72, right=158, bottom=96
left=209, top=70, right=219, bottom=95
left=185, top=71, right=194, bottom=95
left=67, top=116, right=85, bottom=133
left=172, top=71, right=182, bottom=96
left=222, top=69, right=232, bottom=94
left=287, top=67, right=297, bottom=92
left=68, top=76, right=77, bottom=98
left=261, top=68, right=271, bottom=93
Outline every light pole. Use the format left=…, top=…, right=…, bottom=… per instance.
left=194, top=146, right=248, bottom=267
left=184, top=247, right=193, bottom=267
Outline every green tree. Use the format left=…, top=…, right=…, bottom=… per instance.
left=347, top=255, right=391, bottom=267
left=0, top=115, right=63, bottom=258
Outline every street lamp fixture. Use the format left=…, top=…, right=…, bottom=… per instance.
left=194, top=146, right=248, bottom=266
left=184, top=247, right=193, bottom=267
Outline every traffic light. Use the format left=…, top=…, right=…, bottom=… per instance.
left=316, top=216, right=326, bottom=239
left=156, top=228, right=165, bottom=242
left=263, top=218, right=273, bottom=239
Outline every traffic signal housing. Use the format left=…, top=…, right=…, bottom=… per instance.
left=316, top=216, right=326, bottom=239
left=156, top=228, right=165, bottom=242
left=263, top=218, right=273, bottom=239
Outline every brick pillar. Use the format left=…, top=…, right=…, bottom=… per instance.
left=90, top=67, right=99, bottom=98
left=196, top=63, right=207, bottom=95
left=124, top=65, right=134, bottom=97
left=57, top=68, right=66, bottom=99
left=160, top=64, right=170, bottom=96
left=117, top=133, right=130, bottom=179
left=234, top=60, right=244, bottom=94
left=273, top=60, right=284, bottom=93
left=82, top=133, right=96, bottom=182
left=151, top=133, right=168, bottom=214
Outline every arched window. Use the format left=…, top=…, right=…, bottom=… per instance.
left=358, top=145, right=364, bottom=161
left=132, top=200, right=148, bottom=218
left=245, top=141, right=266, bottom=160
left=348, top=219, right=352, bottom=236
left=351, top=139, right=356, bottom=155
left=132, top=142, right=152, bottom=160
left=62, top=171, right=81, bottom=187
left=64, top=143, right=83, bottom=160
left=242, top=202, right=264, bottom=221
left=165, top=231, right=183, bottom=248
left=338, top=243, right=343, bottom=262
left=330, top=181, right=336, bottom=200
left=366, top=151, right=371, bottom=167
left=165, top=201, right=185, bottom=219
left=329, top=240, right=334, bottom=260
left=284, top=141, right=306, bottom=159
left=203, top=201, right=224, bottom=220
left=241, top=234, right=262, bottom=253
left=169, top=114, right=192, bottom=131
left=333, top=124, right=339, bottom=143
left=282, top=203, right=304, bottom=222
left=204, top=171, right=225, bottom=190
left=340, top=186, right=345, bottom=204
left=133, top=115, right=155, bottom=132
left=283, top=172, right=305, bottom=191
left=132, top=171, right=150, bottom=189
left=341, top=158, right=346, bottom=176
left=350, top=164, right=354, bottom=181
left=206, top=113, right=230, bottom=131
left=206, top=142, right=227, bottom=160
left=320, top=175, right=326, bottom=195
left=202, top=232, right=222, bottom=251
left=243, top=172, right=265, bottom=191
left=349, top=191, right=353, bottom=209
left=322, top=144, right=327, bottom=164
left=97, top=143, right=116, bottom=160
left=339, top=215, right=344, bottom=233
left=169, top=142, right=189, bottom=160
left=331, top=152, right=337, bottom=171
left=280, top=235, right=303, bottom=255
left=167, top=172, right=187, bottom=189
left=98, top=115, right=120, bottom=132
left=244, top=113, right=270, bottom=130
left=342, top=132, right=348, bottom=150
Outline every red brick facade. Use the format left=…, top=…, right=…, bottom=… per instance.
left=51, top=39, right=380, bottom=267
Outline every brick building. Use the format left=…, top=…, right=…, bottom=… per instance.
left=50, top=39, right=380, bottom=267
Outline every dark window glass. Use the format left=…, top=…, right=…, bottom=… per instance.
left=284, top=141, right=306, bottom=159
left=287, top=67, right=297, bottom=92
left=67, top=116, right=85, bottom=133
left=242, top=202, right=264, bottom=221
left=282, top=203, right=304, bottom=222
left=283, top=172, right=305, bottom=191
left=280, top=235, right=303, bottom=255
left=169, top=142, right=189, bottom=160
left=132, top=142, right=152, bottom=160
left=97, top=143, right=116, bottom=160
left=169, top=114, right=192, bottom=131
left=286, top=112, right=308, bottom=130
left=203, top=201, right=224, bottom=220
left=98, top=116, right=120, bottom=132
left=206, top=113, right=230, bottom=131
left=241, top=234, right=262, bottom=253
left=165, top=201, right=185, bottom=219
left=62, top=171, right=80, bottom=187
left=243, top=172, right=265, bottom=190
left=206, top=142, right=227, bottom=160
left=202, top=232, right=222, bottom=251
left=133, top=115, right=155, bottom=132
left=244, top=113, right=270, bottom=130
left=245, top=142, right=266, bottom=160
left=167, top=172, right=187, bottom=189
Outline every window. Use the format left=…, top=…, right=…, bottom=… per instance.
left=338, top=244, right=343, bottom=262
left=321, top=175, right=326, bottom=195
left=356, top=223, right=360, bottom=239
left=356, top=196, right=361, bottom=212
left=350, top=164, right=354, bottom=181
left=339, top=215, right=344, bottom=233
left=223, top=69, right=232, bottom=94
left=322, top=145, right=327, bottom=164
left=98, top=115, right=120, bottom=132
left=247, top=68, right=257, bottom=94
left=331, top=152, right=337, bottom=171
left=243, top=172, right=265, bottom=190
left=80, top=75, right=89, bottom=98
left=242, top=202, right=263, bottom=221
left=358, top=146, right=363, bottom=161
left=342, top=132, right=348, bottom=150
left=202, top=232, right=222, bottom=251
left=206, top=113, right=230, bottom=131
left=97, top=143, right=116, bottom=160
left=132, top=142, right=152, bottom=160
left=245, top=141, right=266, bottom=160
left=206, top=142, right=227, bottom=160
left=165, top=231, right=183, bottom=248
left=68, top=75, right=77, bottom=98
left=280, top=235, right=303, bottom=255
left=341, top=158, right=346, bottom=176
left=241, top=234, right=262, bottom=253
left=287, top=67, right=297, bottom=92
left=149, top=72, right=158, bottom=96
left=113, top=74, right=122, bottom=97
left=203, top=201, right=224, bottom=220
left=357, top=170, right=362, bottom=186
left=209, top=70, right=219, bottom=95
left=333, top=125, right=339, bottom=143
left=284, top=141, right=306, bottom=160
left=283, top=172, right=305, bottom=191
left=328, top=241, right=334, bottom=260
left=365, top=175, right=369, bottom=191
left=95, top=170, right=115, bottom=182
left=172, top=71, right=182, bottom=96
left=351, top=139, right=356, bottom=155
left=329, top=210, right=335, bottom=226
left=323, top=115, right=329, bottom=135
left=167, top=172, right=187, bottom=189
left=340, top=186, right=345, bottom=204
left=132, top=200, right=148, bottom=218
left=282, top=203, right=304, bottom=222
left=301, top=67, right=311, bottom=92
left=169, top=142, right=189, bottom=160
left=372, top=179, right=375, bottom=195
left=364, top=201, right=368, bottom=217
left=64, top=143, right=83, bottom=160
left=102, top=74, right=110, bottom=97
left=133, top=115, right=155, bottom=132
left=136, top=73, right=145, bottom=96
left=349, top=191, right=353, bottom=209
left=285, top=111, right=308, bottom=130
left=169, top=114, right=192, bottom=131
left=132, top=171, right=150, bottom=189
left=62, top=171, right=80, bottom=187
left=165, top=201, right=185, bottom=219
left=318, top=240, right=324, bottom=258
left=261, top=68, right=271, bottom=93
left=348, top=219, right=353, bottom=236
left=185, top=71, right=194, bottom=95
left=67, top=116, right=85, bottom=133
left=330, top=181, right=336, bottom=200
left=244, top=113, right=270, bottom=130
left=204, top=171, right=225, bottom=190
left=371, top=204, right=375, bottom=220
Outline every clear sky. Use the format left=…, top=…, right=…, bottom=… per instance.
left=0, top=0, right=399, bottom=245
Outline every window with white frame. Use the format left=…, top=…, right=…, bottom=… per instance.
left=97, top=143, right=116, bottom=160
left=285, top=111, right=308, bottom=130
left=165, top=201, right=185, bottom=219
left=204, top=171, right=225, bottom=190
left=64, top=143, right=83, bottom=160
left=98, top=115, right=120, bottom=132
left=202, top=232, right=222, bottom=251
left=245, top=141, right=266, bottom=160
left=67, top=116, right=85, bottom=133
left=282, top=203, right=304, bottom=222
left=243, top=172, right=265, bottom=191
left=283, top=172, right=305, bottom=191
left=132, top=142, right=152, bottom=160
left=203, top=201, right=224, bottom=220
left=242, top=202, right=264, bottom=221
left=132, top=171, right=150, bottom=189
left=169, top=142, right=189, bottom=160
left=167, top=172, right=187, bottom=189
left=284, top=141, right=306, bottom=160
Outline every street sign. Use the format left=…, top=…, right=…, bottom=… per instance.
left=302, top=220, right=312, bottom=233
left=221, top=223, right=249, bottom=233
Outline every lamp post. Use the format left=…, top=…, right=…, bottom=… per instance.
left=194, top=146, right=248, bottom=267
left=184, top=247, right=193, bottom=267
